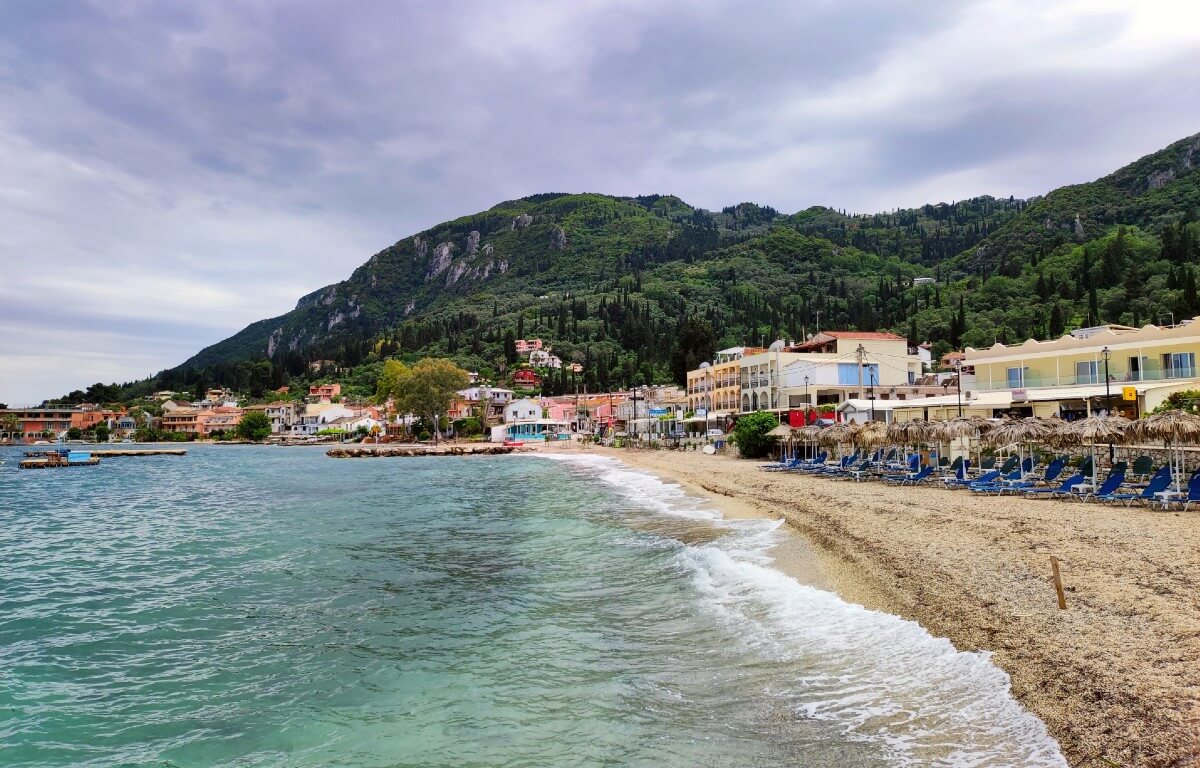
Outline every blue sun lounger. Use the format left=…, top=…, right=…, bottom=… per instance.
left=996, top=457, right=1066, bottom=496
left=968, top=468, right=1022, bottom=494
left=1021, top=472, right=1084, bottom=499
left=1074, top=471, right=1125, bottom=503
left=1104, top=468, right=1171, bottom=506
left=949, top=469, right=1001, bottom=489
left=884, top=465, right=933, bottom=485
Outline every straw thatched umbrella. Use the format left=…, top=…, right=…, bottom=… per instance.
left=1057, top=415, right=1132, bottom=485
left=985, top=417, right=1055, bottom=476
left=936, top=416, right=994, bottom=470
left=766, top=423, right=793, bottom=460
left=887, top=419, right=934, bottom=468
left=794, top=424, right=822, bottom=460
left=1128, top=410, right=1200, bottom=494
left=819, top=422, right=860, bottom=460
left=855, top=421, right=889, bottom=451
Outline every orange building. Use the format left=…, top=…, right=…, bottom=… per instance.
left=308, top=383, right=342, bottom=402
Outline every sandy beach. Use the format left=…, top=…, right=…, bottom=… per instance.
left=545, top=444, right=1200, bottom=768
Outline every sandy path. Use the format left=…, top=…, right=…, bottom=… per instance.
left=555, top=446, right=1200, bottom=768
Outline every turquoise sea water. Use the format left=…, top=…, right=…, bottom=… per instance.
left=0, top=446, right=1066, bottom=767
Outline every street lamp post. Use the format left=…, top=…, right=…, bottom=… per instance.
left=955, top=360, right=963, bottom=418
left=804, top=375, right=810, bottom=424
left=1102, top=346, right=1114, bottom=460
left=868, top=368, right=876, bottom=421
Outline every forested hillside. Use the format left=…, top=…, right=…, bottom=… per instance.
left=72, top=132, right=1200, bottom=403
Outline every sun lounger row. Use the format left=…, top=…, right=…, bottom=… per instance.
left=761, top=450, right=1200, bottom=509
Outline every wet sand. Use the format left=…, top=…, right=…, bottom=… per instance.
left=542, top=444, right=1200, bottom=768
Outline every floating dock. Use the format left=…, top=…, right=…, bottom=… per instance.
left=19, top=450, right=101, bottom=469
left=326, top=445, right=517, bottom=458
left=19, top=457, right=101, bottom=469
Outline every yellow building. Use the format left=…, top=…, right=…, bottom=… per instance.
left=894, top=320, right=1200, bottom=421
left=735, top=332, right=928, bottom=414
left=686, top=346, right=763, bottom=418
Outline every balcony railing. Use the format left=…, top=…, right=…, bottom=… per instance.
left=977, top=367, right=1198, bottom=391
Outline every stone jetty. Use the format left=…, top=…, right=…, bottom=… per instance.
left=326, top=444, right=518, bottom=458
left=23, top=448, right=187, bottom=457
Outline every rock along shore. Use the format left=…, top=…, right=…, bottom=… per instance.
left=325, top=444, right=518, bottom=458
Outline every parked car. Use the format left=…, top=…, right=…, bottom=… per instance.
left=706, top=428, right=724, bottom=437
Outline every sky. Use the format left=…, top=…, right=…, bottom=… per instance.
left=3, top=0, right=1200, bottom=404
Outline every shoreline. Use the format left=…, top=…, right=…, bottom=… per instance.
left=541, top=443, right=1199, bottom=768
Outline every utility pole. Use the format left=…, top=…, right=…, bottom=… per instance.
left=955, top=360, right=964, bottom=418
left=856, top=344, right=866, bottom=399
left=630, top=388, right=641, bottom=441
left=869, top=367, right=876, bottom=421
left=814, top=310, right=821, bottom=336
left=1102, top=346, right=1114, bottom=461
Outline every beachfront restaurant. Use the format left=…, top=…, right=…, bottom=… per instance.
left=890, top=382, right=1200, bottom=423
left=964, top=319, right=1200, bottom=418
left=490, top=418, right=572, bottom=442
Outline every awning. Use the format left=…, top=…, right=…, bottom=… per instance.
left=971, top=391, right=1013, bottom=407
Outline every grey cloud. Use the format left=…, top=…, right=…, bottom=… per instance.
left=2, top=0, right=1200, bottom=402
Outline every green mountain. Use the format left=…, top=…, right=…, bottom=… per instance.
left=72, top=132, right=1200, bottom=404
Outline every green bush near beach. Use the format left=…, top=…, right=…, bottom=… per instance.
left=733, top=411, right=779, bottom=459
left=237, top=410, right=273, bottom=441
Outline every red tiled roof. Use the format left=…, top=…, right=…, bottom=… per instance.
left=821, top=331, right=906, bottom=340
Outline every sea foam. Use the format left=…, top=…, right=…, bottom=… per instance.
left=538, top=452, right=1068, bottom=768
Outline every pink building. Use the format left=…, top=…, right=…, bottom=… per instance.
left=541, top=398, right=576, bottom=423
left=515, top=338, right=543, bottom=353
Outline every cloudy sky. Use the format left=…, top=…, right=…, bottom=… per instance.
left=3, top=0, right=1200, bottom=403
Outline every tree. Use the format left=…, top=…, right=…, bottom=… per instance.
left=502, top=331, right=518, bottom=364
left=2, top=413, right=21, bottom=438
left=66, top=426, right=83, bottom=440
left=375, top=359, right=410, bottom=405
left=93, top=424, right=110, bottom=443
left=383, top=358, right=469, bottom=445
left=732, top=411, right=779, bottom=459
left=237, top=410, right=272, bottom=441
left=455, top=416, right=484, bottom=436
left=670, top=317, right=716, bottom=384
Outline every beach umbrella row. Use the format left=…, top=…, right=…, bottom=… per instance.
left=774, top=410, right=1200, bottom=487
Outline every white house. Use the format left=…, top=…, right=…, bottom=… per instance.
left=917, top=342, right=933, bottom=372
left=529, top=349, right=563, bottom=369
left=503, top=397, right=542, bottom=423
left=290, top=403, right=356, bottom=436
left=458, top=386, right=515, bottom=404
left=326, top=414, right=381, bottom=434
left=244, top=401, right=297, bottom=434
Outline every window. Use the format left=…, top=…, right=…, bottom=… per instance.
left=1006, top=366, right=1027, bottom=388
left=1163, top=352, right=1196, bottom=379
left=1075, top=360, right=1099, bottom=385
left=837, top=363, right=880, bottom=386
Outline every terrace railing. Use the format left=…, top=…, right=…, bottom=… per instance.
left=975, top=366, right=1199, bottom=391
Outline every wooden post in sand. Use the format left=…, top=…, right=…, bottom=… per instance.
left=1050, top=556, right=1067, bottom=610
